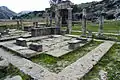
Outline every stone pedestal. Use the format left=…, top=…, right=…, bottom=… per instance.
left=81, top=9, right=87, bottom=37
left=16, top=38, right=27, bottom=47
left=29, top=43, right=43, bottom=52
left=67, top=8, right=73, bottom=34
left=68, top=40, right=80, bottom=49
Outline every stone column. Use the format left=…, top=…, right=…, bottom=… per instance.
left=33, top=22, right=35, bottom=27
left=20, top=19, right=24, bottom=30
left=17, top=20, right=20, bottom=29
left=55, top=8, right=60, bottom=34
left=45, top=10, right=49, bottom=26
left=67, top=8, right=73, bottom=34
left=55, top=8, right=59, bottom=28
left=35, top=22, right=38, bottom=27
left=49, top=12, right=52, bottom=26
left=81, top=9, right=87, bottom=37
left=98, top=12, right=104, bottom=36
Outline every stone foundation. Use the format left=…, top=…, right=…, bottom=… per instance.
left=31, top=27, right=60, bottom=37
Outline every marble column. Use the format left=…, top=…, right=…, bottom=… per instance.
left=49, top=12, right=52, bottom=26
left=55, top=8, right=59, bottom=28
left=67, top=8, right=73, bottom=34
left=17, top=20, right=20, bottom=29
left=20, top=19, right=24, bottom=30
left=45, top=10, right=49, bottom=26
left=55, top=8, right=60, bottom=34
left=81, top=9, right=87, bottom=37
left=98, top=12, right=104, bottom=36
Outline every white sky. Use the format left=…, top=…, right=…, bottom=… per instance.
left=0, top=0, right=102, bottom=13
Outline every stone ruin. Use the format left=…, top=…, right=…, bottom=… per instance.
left=98, top=10, right=105, bottom=37
left=81, top=9, right=87, bottom=37
left=54, top=0, right=73, bottom=34
left=29, top=43, right=43, bottom=52
left=0, top=1, right=116, bottom=80
left=16, top=38, right=27, bottom=47
left=26, top=0, right=74, bottom=37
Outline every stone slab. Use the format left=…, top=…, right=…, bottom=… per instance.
left=2, top=43, right=37, bottom=58
left=5, top=75, right=22, bottom=80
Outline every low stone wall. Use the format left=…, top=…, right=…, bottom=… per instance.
left=57, top=41, right=115, bottom=80
left=31, top=27, right=60, bottom=37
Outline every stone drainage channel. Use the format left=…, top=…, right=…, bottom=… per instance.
left=0, top=41, right=115, bottom=80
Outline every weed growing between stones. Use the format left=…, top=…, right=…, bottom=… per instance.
left=0, top=64, right=32, bottom=80
left=81, top=44, right=120, bottom=80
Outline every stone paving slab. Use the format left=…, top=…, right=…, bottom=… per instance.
left=57, top=41, right=115, bottom=80
left=0, top=33, right=31, bottom=42
left=0, top=48, right=57, bottom=80
left=2, top=43, right=37, bottom=58
left=2, top=35, right=85, bottom=58
left=46, top=43, right=86, bottom=57
left=5, top=75, right=22, bottom=80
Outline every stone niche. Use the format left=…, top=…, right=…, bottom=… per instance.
left=29, top=43, right=43, bottom=52
left=68, top=40, right=81, bottom=49
left=16, top=38, right=27, bottom=47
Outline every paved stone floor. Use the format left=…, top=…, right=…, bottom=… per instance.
left=0, top=29, right=31, bottom=41
left=2, top=35, right=91, bottom=58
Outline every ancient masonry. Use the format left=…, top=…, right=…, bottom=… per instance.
left=81, top=9, right=87, bottom=37
left=0, top=41, right=115, bottom=80
left=98, top=11, right=105, bottom=36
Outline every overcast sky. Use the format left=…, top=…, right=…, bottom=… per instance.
left=0, top=0, right=102, bottom=13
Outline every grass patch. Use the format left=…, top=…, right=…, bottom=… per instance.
left=95, top=34, right=120, bottom=42
left=31, top=41, right=102, bottom=73
left=80, top=44, right=120, bottom=80
left=71, top=31, right=82, bottom=35
left=72, top=20, right=120, bottom=34
left=0, top=64, right=32, bottom=80
left=71, top=31, right=120, bottom=42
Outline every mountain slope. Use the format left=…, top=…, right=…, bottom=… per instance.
left=0, top=6, right=17, bottom=19
left=73, top=0, right=120, bottom=19
left=17, top=11, right=32, bottom=16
